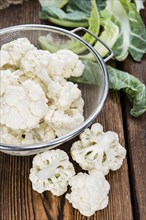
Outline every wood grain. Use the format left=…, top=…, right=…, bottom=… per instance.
left=118, top=7, right=146, bottom=219
left=0, top=0, right=145, bottom=220
left=119, top=55, right=146, bottom=220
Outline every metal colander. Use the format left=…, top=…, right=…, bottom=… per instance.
left=0, top=24, right=113, bottom=155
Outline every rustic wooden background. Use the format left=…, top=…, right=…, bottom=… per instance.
left=0, top=1, right=146, bottom=220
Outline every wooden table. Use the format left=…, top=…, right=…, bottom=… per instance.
left=0, top=1, right=146, bottom=220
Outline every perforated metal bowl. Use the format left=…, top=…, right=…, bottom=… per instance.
left=0, top=24, right=113, bottom=155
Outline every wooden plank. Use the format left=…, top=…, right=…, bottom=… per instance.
left=0, top=1, right=133, bottom=219
left=119, top=55, right=146, bottom=220
left=0, top=0, right=40, bottom=28
left=118, top=7, right=146, bottom=220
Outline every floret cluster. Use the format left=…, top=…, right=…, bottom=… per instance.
left=30, top=123, right=126, bottom=217
left=0, top=38, right=85, bottom=144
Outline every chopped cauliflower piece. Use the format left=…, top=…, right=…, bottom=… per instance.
left=20, top=50, right=52, bottom=85
left=49, top=49, right=85, bottom=78
left=33, top=122, right=56, bottom=142
left=66, top=170, right=110, bottom=217
left=0, top=79, right=48, bottom=131
left=0, top=69, right=19, bottom=96
left=20, top=133, right=39, bottom=144
left=20, top=123, right=55, bottom=144
left=0, top=123, right=55, bottom=145
left=0, top=124, right=37, bottom=145
left=0, top=124, right=38, bottom=145
left=47, top=80, right=83, bottom=111
left=18, top=71, right=48, bottom=94
left=71, top=123, right=126, bottom=175
left=0, top=50, right=13, bottom=68
left=29, top=149, right=75, bottom=196
left=0, top=125, right=22, bottom=145
left=45, top=108, right=84, bottom=137
left=70, top=96, right=84, bottom=114
left=1, top=38, right=36, bottom=67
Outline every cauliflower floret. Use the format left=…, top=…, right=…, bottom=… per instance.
left=45, top=107, right=84, bottom=137
left=70, top=96, right=84, bottom=114
left=0, top=124, right=22, bottom=145
left=71, top=123, right=126, bottom=175
left=0, top=69, right=19, bottom=96
left=18, top=71, right=48, bottom=94
left=0, top=125, right=40, bottom=145
left=19, top=123, right=55, bottom=144
left=21, top=123, right=56, bottom=144
left=29, top=149, right=75, bottom=196
left=33, top=122, right=56, bottom=142
left=0, top=50, right=13, bottom=68
left=47, top=80, right=84, bottom=111
left=66, top=170, right=110, bottom=217
left=0, top=79, right=48, bottom=131
left=0, top=38, right=85, bottom=146
left=49, top=49, right=85, bottom=78
left=20, top=132, right=40, bottom=144
left=1, top=38, right=36, bottom=67
left=20, top=50, right=52, bottom=85
left=0, top=123, right=55, bottom=145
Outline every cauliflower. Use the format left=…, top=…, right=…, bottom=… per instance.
left=20, top=50, right=52, bottom=85
left=20, top=124, right=55, bottom=144
left=70, top=96, right=84, bottom=114
left=0, top=69, right=19, bottom=96
left=66, top=170, right=110, bottom=217
left=0, top=124, right=39, bottom=145
left=1, top=38, right=36, bottom=67
left=0, top=124, right=22, bottom=145
left=0, top=50, right=13, bottom=68
left=32, top=122, right=56, bottom=142
left=47, top=79, right=84, bottom=111
left=71, top=123, right=126, bottom=175
left=21, top=131, right=41, bottom=144
left=0, top=123, right=55, bottom=145
left=49, top=49, right=85, bottom=78
left=0, top=38, right=85, bottom=145
left=45, top=107, right=84, bottom=137
left=17, top=71, right=48, bottom=94
left=29, top=149, right=75, bottom=196
left=0, top=79, right=48, bottom=131
left=45, top=77, right=84, bottom=137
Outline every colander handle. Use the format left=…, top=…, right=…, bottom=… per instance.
left=71, top=27, right=114, bottom=62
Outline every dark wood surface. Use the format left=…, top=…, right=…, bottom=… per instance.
left=0, top=1, right=145, bottom=220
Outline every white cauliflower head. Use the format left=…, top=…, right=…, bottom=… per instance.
left=66, top=170, right=110, bottom=217
left=47, top=79, right=84, bottom=111
left=20, top=50, right=52, bottom=85
left=1, top=38, right=36, bottom=67
left=49, top=49, right=85, bottom=78
left=0, top=79, right=48, bottom=131
left=45, top=107, right=84, bottom=137
left=71, top=123, right=126, bottom=175
left=29, top=149, right=75, bottom=196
